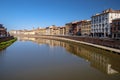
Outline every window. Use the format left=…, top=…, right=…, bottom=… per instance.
left=114, top=22, right=116, bottom=26
left=114, top=27, right=116, bottom=31
left=99, top=24, right=101, bottom=27
left=92, top=20, right=94, bottom=24
left=102, top=16, right=104, bottom=20
left=106, top=27, right=108, bottom=32
left=118, top=22, right=120, bottom=25
left=114, top=34, right=116, bottom=37
left=118, top=26, right=120, bottom=30
left=102, top=24, right=104, bottom=27
left=118, top=34, right=120, bottom=37
left=99, top=18, right=101, bottom=23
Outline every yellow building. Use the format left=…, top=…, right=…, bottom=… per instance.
left=60, top=27, right=65, bottom=35
left=52, top=26, right=66, bottom=35
left=81, top=20, right=91, bottom=36
left=23, top=30, right=36, bottom=35
left=65, top=23, right=72, bottom=35
left=38, top=28, right=46, bottom=35
left=54, top=27, right=60, bottom=35
left=49, top=25, right=57, bottom=35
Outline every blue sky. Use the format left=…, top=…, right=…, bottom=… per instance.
left=0, top=0, right=120, bottom=31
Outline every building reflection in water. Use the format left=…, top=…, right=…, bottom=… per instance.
left=18, top=37, right=120, bottom=75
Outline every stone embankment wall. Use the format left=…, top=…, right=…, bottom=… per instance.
left=12, top=34, right=120, bottom=53
left=55, top=35, right=120, bottom=49
left=0, top=36, right=14, bottom=43
left=33, top=35, right=120, bottom=53
left=34, top=35, right=120, bottom=49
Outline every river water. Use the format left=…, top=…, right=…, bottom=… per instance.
left=0, top=37, right=120, bottom=80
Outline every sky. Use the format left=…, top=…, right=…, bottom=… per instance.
left=0, top=0, right=120, bottom=31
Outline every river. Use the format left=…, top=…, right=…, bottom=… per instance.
left=0, top=37, right=120, bottom=80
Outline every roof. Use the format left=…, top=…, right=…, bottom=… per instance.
left=92, top=8, right=120, bottom=17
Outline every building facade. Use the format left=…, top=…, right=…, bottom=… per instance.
left=65, top=21, right=82, bottom=36
left=49, top=25, right=57, bottom=35
left=46, top=27, right=50, bottom=35
left=37, top=28, right=46, bottom=35
left=81, top=20, right=91, bottom=36
left=91, top=8, right=120, bottom=37
left=111, top=18, right=120, bottom=39
left=60, top=27, right=65, bottom=35
left=71, top=21, right=78, bottom=35
left=0, top=24, right=7, bottom=37
left=65, top=23, right=72, bottom=35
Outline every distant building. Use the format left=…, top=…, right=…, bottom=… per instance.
left=111, top=18, right=120, bottom=39
left=65, top=21, right=82, bottom=36
left=91, top=8, right=120, bottom=37
left=9, top=30, right=17, bottom=35
left=0, top=24, right=7, bottom=37
left=72, top=20, right=91, bottom=36
left=80, top=20, right=91, bottom=36
left=46, top=27, right=50, bottom=35
left=37, top=28, right=46, bottom=35
left=23, top=30, right=36, bottom=35
left=53, top=26, right=65, bottom=35
left=9, top=30, right=36, bottom=35
left=71, top=21, right=78, bottom=35
left=49, top=25, right=57, bottom=35
left=53, top=27, right=60, bottom=35
left=65, top=23, right=72, bottom=35
left=60, top=27, right=65, bottom=35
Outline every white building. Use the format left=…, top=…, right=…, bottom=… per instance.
left=23, top=31, right=36, bottom=35
left=91, top=8, right=120, bottom=37
left=46, top=27, right=50, bottom=35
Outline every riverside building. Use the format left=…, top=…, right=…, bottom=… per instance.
left=91, top=8, right=120, bottom=38
left=81, top=20, right=91, bottom=36
left=0, top=24, right=7, bottom=37
left=111, top=18, right=120, bottom=39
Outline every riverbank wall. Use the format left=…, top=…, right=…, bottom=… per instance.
left=0, top=36, right=17, bottom=50
left=0, top=36, right=15, bottom=43
left=14, top=35, right=120, bottom=53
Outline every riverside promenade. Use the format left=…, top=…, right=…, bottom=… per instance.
left=14, top=34, right=120, bottom=53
